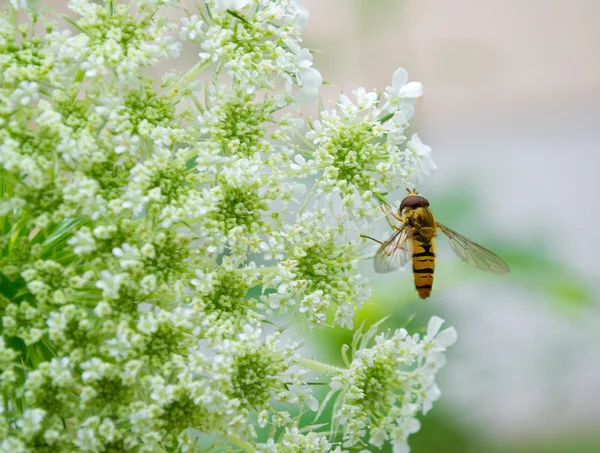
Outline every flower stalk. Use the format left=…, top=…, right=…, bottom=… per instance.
left=297, top=357, right=345, bottom=374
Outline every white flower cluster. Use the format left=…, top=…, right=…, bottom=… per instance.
left=294, top=69, right=435, bottom=217
left=261, top=211, right=369, bottom=328
left=328, top=317, right=457, bottom=451
left=190, top=0, right=320, bottom=101
left=257, top=426, right=343, bottom=453
left=0, top=0, right=450, bottom=452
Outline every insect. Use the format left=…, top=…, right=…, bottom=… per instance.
left=362, top=189, right=509, bottom=298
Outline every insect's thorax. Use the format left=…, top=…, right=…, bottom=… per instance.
left=404, top=206, right=437, bottom=240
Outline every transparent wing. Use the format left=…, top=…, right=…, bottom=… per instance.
left=437, top=222, right=510, bottom=274
left=373, top=224, right=413, bottom=273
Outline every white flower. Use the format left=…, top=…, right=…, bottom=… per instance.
left=212, top=0, right=252, bottom=10
left=425, top=315, right=458, bottom=351
left=180, top=15, right=204, bottom=41
left=47, top=357, right=75, bottom=387
left=113, top=129, right=141, bottom=155
left=405, top=133, right=437, bottom=180
left=291, top=0, right=309, bottom=30
left=67, top=229, right=97, bottom=256
left=16, top=409, right=46, bottom=437
left=154, top=35, right=183, bottom=59
left=297, top=67, right=323, bottom=103
left=81, top=358, right=110, bottom=382
left=391, top=67, right=423, bottom=99
left=95, top=271, right=126, bottom=300
left=11, top=81, right=39, bottom=106
left=150, top=379, right=178, bottom=405
left=0, top=437, right=26, bottom=453
left=382, top=67, right=423, bottom=112
left=80, top=54, right=107, bottom=78
left=353, top=87, right=379, bottom=110
left=112, top=243, right=142, bottom=269
left=9, top=0, right=35, bottom=12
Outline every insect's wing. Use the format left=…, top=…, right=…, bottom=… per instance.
left=437, top=222, right=510, bottom=274
left=373, top=224, right=413, bottom=273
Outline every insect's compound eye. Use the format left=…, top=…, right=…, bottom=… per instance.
left=399, top=195, right=429, bottom=211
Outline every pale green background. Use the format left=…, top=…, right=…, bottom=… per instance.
left=301, top=1, right=600, bottom=452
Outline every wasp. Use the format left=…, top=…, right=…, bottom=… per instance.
left=363, top=190, right=509, bottom=298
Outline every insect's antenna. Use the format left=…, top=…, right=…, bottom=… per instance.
left=405, top=188, right=411, bottom=194
left=360, top=234, right=383, bottom=245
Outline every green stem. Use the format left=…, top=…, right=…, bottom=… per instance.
left=226, top=9, right=250, bottom=24
left=236, top=265, right=278, bottom=276
left=373, top=191, right=391, bottom=206
left=74, top=69, right=85, bottom=83
left=356, top=253, right=375, bottom=261
left=8, top=5, right=18, bottom=26
left=224, top=434, right=254, bottom=453
left=377, top=112, right=394, bottom=124
left=294, top=129, right=317, bottom=151
left=298, top=178, right=320, bottom=215
left=298, top=357, right=344, bottom=374
left=166, top=60, right=212, bottom=100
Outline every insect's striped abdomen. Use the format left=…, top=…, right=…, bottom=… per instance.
left=411, top=238, right=435, bottom=299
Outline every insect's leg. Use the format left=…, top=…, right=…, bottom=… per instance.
left=379, top=206, right=397, bottom=229
left=360, top=234, right=384, bottom=245
left=381, top=204, right=403, bottom=223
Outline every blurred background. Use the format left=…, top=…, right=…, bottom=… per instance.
left=301, top=1, right=600, bottom=452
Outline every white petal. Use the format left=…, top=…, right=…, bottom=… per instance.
left=409, top=132, right=422, bottom=145
left=338, top=93, right=351, bottom=107
left=295, top=4, right=309, bottom=30
left=297, top=68, right=322, bottom=103
left=277, top=283, right=288, bottom=294
left=392, top=67, right=409, bottom=89
left=427, top=316, right=445, bottom=338
left=393, top=441, right=410, bottom=453
left=306, top=395, right=319, bottom=411
left=427, top=383, right=441, bottom=402
left=295, top=48, right=313, bottom=68
left=398, top=81, right=423, bottom=99
left=233, top=0, right=251, bottom=8
left=427, top=351, right=447, bottom=368
left=435, top=327, right=458, bottom=347
left=299, top=88, right=319, bottom=103
left=408, top=418, right=421, bottom=434
left=299, top=67, right=323, bottom=89
left=213, top=0, right=251, bottom=9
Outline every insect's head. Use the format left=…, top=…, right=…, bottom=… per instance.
left=399, top=188, right=429, bottom=214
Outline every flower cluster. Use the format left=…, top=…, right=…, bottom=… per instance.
left=0, top=0, right=450, bottom=452
left=190, top=0, right=320, bottom=101
left=257, top=426, right=341, bottom=453
left=294, top=69, right=435, bottom=217
left=261, top=211, right=369, bottom=328
left=328, top=317, right=457, bottom=451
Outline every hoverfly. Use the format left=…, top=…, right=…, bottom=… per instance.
left=362, top=189, right=509, bottom=298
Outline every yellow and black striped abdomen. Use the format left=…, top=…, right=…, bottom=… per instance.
left=411, top=238, right=436, bottom=299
